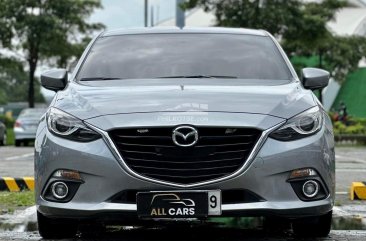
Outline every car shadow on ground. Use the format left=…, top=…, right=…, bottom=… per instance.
left=70, top=224, right=319, bottom=241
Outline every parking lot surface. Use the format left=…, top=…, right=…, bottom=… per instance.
left=0, top=146, right=34, bottom=177
left=0, top=227, right=366, bottom=241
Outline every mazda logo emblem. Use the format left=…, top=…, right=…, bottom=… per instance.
left=172, top=126, right=199, bottom=147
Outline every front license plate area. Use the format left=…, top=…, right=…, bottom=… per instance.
left=137, top=190, right=221, bottom=219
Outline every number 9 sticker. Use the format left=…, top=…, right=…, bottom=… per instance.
left=208, top=190, right=221, bottom=215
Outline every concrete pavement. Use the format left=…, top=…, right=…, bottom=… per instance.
left=0, top=147, right=34, bottom=177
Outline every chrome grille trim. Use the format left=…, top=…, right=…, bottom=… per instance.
left=86, top=122, right=285, bottom=188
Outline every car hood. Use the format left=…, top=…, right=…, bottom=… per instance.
left=53, top=79, right=316, bottom=120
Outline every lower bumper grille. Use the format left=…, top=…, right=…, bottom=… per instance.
left=110, top=189, right=266, bottom=204
left=109, top=127, right=262, bottom=184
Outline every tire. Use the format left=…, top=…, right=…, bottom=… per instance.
left=292, top=211, right=332, bottom=237
left=15, top=140, right=21, bottom=147
left=37, top=211, right=78, bottom=239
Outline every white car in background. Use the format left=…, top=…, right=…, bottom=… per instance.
left=14, top=108, right=46, bottom=146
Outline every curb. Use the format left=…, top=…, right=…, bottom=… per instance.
left=0, top=177, right=34, bottom=192
left=350, top=182, right=366, bottom=200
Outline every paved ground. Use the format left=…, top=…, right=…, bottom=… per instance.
left=0, top=146, right=34, bottom=177
left=335, top=146, right=366, bottom=194
left=1, top=220, right=366, bottom=241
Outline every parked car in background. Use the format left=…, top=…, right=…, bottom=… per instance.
left=14, top=108, right=46, bottom=146
left=0, top=120, right=6, bottom=146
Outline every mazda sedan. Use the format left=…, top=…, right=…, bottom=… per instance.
left=36, top=27, right=335, bottom=239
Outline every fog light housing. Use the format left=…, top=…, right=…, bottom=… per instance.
left=53, top=170, right=82, bottom=181
left=289, top=168, right=317, bottom=179
left=302, top=180, right=319, bottom=198
left=51, top=182, right=69, bottom=199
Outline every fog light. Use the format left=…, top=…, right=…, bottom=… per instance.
left=302, top=180, right=319, bottom=198
left=51, top=182, right=69, bottom=199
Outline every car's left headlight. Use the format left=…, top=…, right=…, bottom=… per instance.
left=270, top=106, right=323, bottom=141
left=47, top=107, right=101, bottom=142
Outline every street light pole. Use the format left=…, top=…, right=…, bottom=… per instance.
left=144, top=0, right=148, bottom=27
left=176, top=0, right=185, bottom=28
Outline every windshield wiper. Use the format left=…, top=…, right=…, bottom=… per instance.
left=79, top=77, right=123, bottom=81
left=157, top=75, right=238, bottom=79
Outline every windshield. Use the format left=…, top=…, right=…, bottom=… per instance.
left=77, top=33, right=293, bottom=82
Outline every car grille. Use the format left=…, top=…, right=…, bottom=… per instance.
left=109, top=127, right=262, bottom=184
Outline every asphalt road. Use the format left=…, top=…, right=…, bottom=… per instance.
left=0, top=225, right=366, bottom=241
left=0, top=146, right=34, bottom=177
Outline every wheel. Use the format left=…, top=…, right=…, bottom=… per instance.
left=15, top=140, right=21, bottom=147
left=37, top=211, right=78, bottom=239
left=292, top=211, right=332, bottom=237
left=0, top=132, right=6, bottom=146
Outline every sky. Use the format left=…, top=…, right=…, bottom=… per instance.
left=90, top=0, right=177, bottom=29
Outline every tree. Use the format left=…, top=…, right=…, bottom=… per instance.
left=183, top=0, right=303, bottom=38
left=183, top=0, right=366, bottom=103
left=0, top=56, right=44, bottom=104
left=0, top=0, right=104, bottom=107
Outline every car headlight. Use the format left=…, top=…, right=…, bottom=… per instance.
left=270, top=106, right=323, bottom=141
left=47, top=107, right=101, bottom=142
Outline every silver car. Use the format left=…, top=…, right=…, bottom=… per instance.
left=14, top=108, right=46, bottom=146
left=35, top=27, right=335, bottom=239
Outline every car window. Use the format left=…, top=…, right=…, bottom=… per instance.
left=77, top=33, right=292, bottom=82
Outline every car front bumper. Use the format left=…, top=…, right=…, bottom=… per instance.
left=35, top=114, right=335, bottom=220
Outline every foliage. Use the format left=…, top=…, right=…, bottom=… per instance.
left=0, top=191, right=35, bottom=214
left=0, top=0, right=104, bottom=107
left=183, top=0, right=302, bottom=38
left=332, top=118, right=366, bottom=135
left=0, top=115, right=15, bottom=128
left=5, top=128, right=14, bottom=145
left=323, top=36, right=366, bottom=83
left=183, top=0, right=365, bottom=83
left=0, top=56, right=44, bottom=104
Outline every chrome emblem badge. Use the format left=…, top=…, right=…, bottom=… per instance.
left=172, top=126, right=199, bottom=147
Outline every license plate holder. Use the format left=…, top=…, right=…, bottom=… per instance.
left=137, top=190, right=221, bottom=219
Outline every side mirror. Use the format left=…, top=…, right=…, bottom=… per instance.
left=301, top=68, right=330, bottom=90
left=41, top=69, right=68, bottom=92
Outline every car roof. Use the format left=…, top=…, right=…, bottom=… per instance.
left=101, top=27, right=268, bottom=38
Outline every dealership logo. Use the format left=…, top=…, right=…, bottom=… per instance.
left=172, top=126, right=199, bottom=147
left=150, top=193, right=196, bottom=216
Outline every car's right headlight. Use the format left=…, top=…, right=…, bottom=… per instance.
left=47, top=107, right=101, bottom=142
left=270, top=106, right=323, bottom=141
